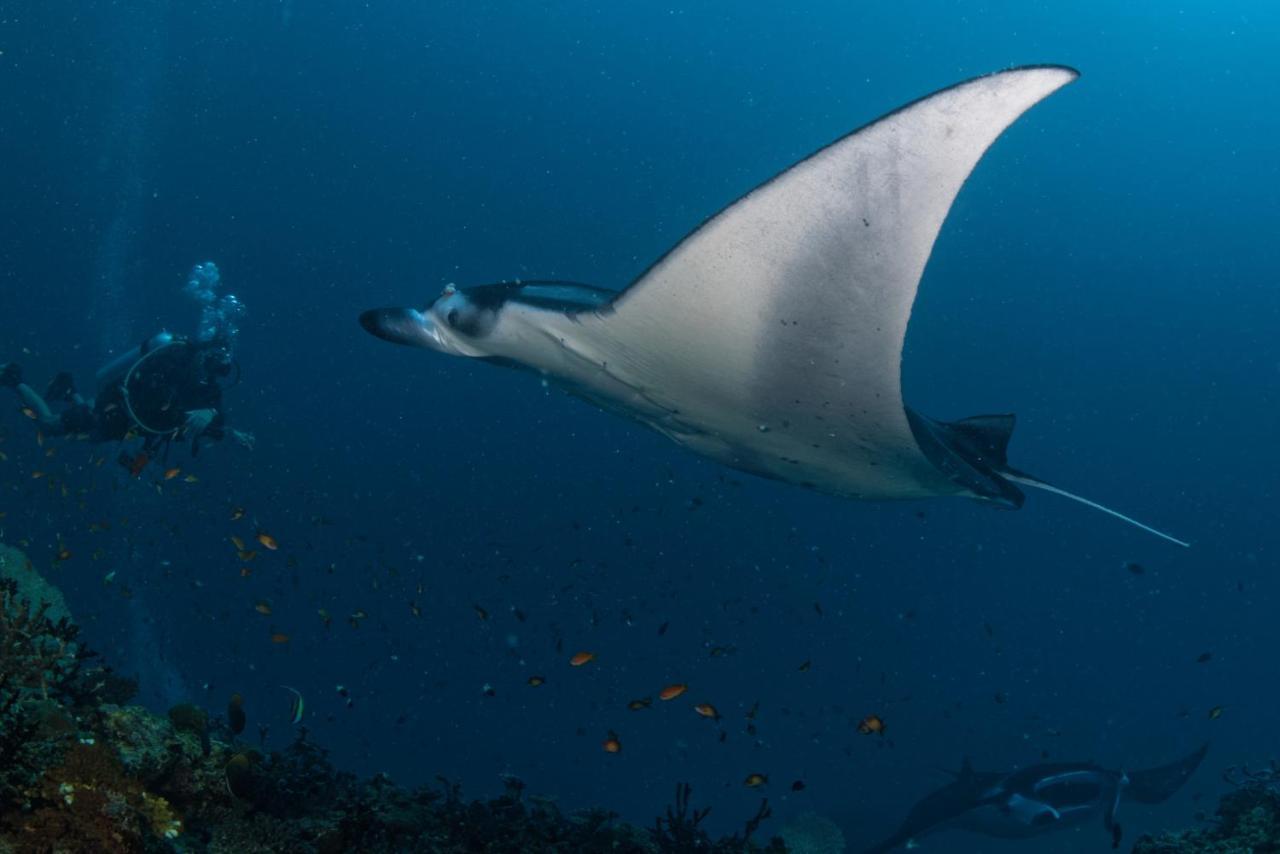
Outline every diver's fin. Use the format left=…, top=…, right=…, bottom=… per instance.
left=1125, top=743, right=1209, bottom=804
left=1000, top=469, right=1190, bottom=548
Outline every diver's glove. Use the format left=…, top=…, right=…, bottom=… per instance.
left=183, top=408, right=216, bottom=436
left=182, top=408, right=218, bottom=455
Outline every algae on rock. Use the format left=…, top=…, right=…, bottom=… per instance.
left=1134, top=785, right=1280, bottom=853
left=0, top=541, right=71, bottom=624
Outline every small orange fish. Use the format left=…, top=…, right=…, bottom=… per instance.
left=230, top=507, right=246, bottom=521
left=527, top=676, right=546, bottom=687
left=163, top=467, right=181, bottom=480
left=184, top=474, right=198, bottom=483
left=744, top=773, right=768, bottom=788
left=239, top=567, right=253, bottom=578
left=256, top=532, right=279, bottom=551
left=270, top=633, right=290, bottom=644
left=569, top=651, right=596, bottom=667
left=602, top=731, right=622, bottom=753
left=254, top=601, right=273, bottom=616
left=20, top=407, right=37, bottom=420
left=658, top=683, right=687, bottom=701
left=55, top=547, right=72, bottom=562
left=237, top=549, right=257, bottom=562
left=628, top=697, right=653, bottom=711
left=693, top=703, right=721, bottom=721
left=857, top=714, right=886, bottom=736
left=230, top=535, right=246, bottom=550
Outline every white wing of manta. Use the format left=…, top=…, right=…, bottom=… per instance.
left=362, top=65, right=1189, bottom=548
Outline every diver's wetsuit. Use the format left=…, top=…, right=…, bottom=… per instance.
left=118, top=340, right=229, bottom=452
left=4, top=338, right=231, bottom=455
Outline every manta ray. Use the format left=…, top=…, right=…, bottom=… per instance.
left=862, top=743, right=1208, bottom=852
left=361, top=65, right=1187, bottom=546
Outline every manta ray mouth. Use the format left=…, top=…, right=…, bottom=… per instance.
left=359, top=307, right=437, bottom=349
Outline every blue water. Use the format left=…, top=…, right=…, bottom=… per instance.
left=2, top=2, right=1278, bottom=850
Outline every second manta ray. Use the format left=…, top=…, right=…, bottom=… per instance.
left=862, top=743, right=1209, bottom=852
left=362, top=65, right=1187, bottom=547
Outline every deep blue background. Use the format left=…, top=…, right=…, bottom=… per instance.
left=2, top=2, right=1277, bottom=849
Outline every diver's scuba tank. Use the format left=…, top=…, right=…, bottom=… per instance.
left=94, top=331, right=173, bottom=393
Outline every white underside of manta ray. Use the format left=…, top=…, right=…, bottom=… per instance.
left=361, top=65, right=1188, bottom=548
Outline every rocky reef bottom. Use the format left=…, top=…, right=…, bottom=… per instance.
left=1133, top=777, right=1280, bottom=854
left=0, top=541, right=807, bottom=853
left=12, top=535, right=1277, bottom=854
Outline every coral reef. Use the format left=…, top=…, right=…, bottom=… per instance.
left=0, top=541, right=791, bottom=852
left=0, top=541, right=71, bottom=624
left=1133, top=763, right=1280, bottom=853
left=778, top=812, right=846, bottom=854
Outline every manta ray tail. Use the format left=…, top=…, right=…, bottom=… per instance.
left=1000, top=470, right=1190, bottom=549
left=910, top=412, right=1189, bottom=547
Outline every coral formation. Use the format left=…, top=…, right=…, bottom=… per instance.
left=1134, top=763, right=1280, bottom=852
left=0, top=541, right=792, bottom=852
left=778, top=812, right=847, bottom=854
left=0, top=541, right=71, bottom=623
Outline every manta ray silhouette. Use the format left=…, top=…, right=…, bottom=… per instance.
left=362, top=66, right=1187, bottom=547
left=862, top=743, right=1209, bottom=852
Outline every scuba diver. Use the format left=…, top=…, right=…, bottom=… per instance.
left=2, top=261, right=253, bottom=469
